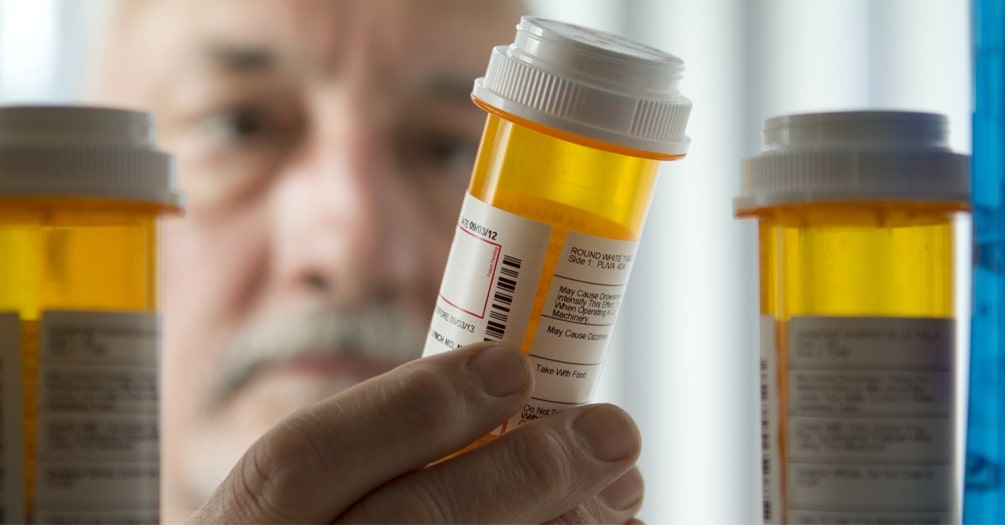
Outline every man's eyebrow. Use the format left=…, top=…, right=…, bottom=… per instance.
left=200, top=43, right=277, bottom=72
left=422, top=73, right=476, bottom=102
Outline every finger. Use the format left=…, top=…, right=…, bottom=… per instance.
left=338, top=403, right=642, bottom=524
left=188, top=341, right=533, bottom=524
left=548, top=467, right=645, bottom=524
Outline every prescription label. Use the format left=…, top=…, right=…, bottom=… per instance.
left=772, top=316, right=956, bottom=523
left=424, top=193, right=551, bottom=355
left=510, top=231, right=638, bottom=428
left=34, top=310, right=160, bottom=524
left=0, top=313, right=24, bottom=524
left=426, top=193, right=640, bottom=434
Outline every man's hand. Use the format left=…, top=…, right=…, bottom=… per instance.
left=185, top=342, right=644, bottom=523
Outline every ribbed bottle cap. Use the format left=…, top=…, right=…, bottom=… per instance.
left=0, top=105, right=179, bottom=207
left=473, top=16, right=692, bottom=156
left=735, top=110, right=970, bottom=213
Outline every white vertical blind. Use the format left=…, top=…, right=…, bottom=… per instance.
left=620, top=0, right=760, bottom=521
left=0, top=0, right=109, bottom=102
left=0, top=0, right=59, bottom=101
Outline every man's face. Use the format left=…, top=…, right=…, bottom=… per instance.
left=99, top=0, right=522, bottom=518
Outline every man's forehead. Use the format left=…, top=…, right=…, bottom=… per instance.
left=152, top=1, right=355, bottom=72
left=103, top=0, right=522, bottom=107
left=143, top=0, right=516, bottom=73
left=191, top=40, right=474, bottom=104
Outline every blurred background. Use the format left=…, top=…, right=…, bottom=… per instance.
left=0, top=0, right=971, bottom=522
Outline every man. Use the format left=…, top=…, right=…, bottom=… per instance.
left=96, top=0, right=645, bottom=522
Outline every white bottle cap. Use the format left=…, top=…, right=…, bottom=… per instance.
left=735, top=110, right=970, bottom=213
left=0, top=105, right=179, bottom=207
left=473, top=16, right=692, bottom=156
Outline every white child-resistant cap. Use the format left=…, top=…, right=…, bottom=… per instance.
left=0, top=105, right=179, bottom=207
left=473, top=16, right=692, bottom=156
left=735, top=110, right=970, bottom=213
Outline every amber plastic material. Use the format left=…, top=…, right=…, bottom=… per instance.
left=0, top=196, right=172, bottom=522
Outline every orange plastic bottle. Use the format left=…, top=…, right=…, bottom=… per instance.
left=736, top=111, right=969, bottom=524
left=0, top=106, right=179, bottom=523
left=423, top=17, right=691, bottom=440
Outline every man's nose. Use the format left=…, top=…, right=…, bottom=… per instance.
left=270, top=119, right=419, bottom=307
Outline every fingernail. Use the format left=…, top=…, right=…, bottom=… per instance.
left=599, top=469, right=644, bottom=511
left=467, top=343, right=529, bottom=397
left=572, top=405, right=640, bottom=462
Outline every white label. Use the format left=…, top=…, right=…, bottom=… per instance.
left=35, top=311, right=160, bottom=520
left=511, top=231, right=638, bottom=428
left=0, top=313, right=24, bottom=524
left=425, top=194, right=639, bottom=434
left=779, top=316, right=956, bottom=522
left=424, top=193, right=551, bottom=355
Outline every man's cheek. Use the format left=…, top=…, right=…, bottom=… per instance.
left=160, top=217, right=237, bottom=324
left=160, top=218, right=216, bottom=290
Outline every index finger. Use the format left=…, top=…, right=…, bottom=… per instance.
left=338, top=403, right=644, bottom=524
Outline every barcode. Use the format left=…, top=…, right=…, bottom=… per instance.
left=760, top=358, right=773, bottom=522
left=760, top=360, right=769, bottom=400
left=484, top=255, right=522, bottom=341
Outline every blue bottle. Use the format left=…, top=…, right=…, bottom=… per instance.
left=965, top=0, right=1005, bottom=522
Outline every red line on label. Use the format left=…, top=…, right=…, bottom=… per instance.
left=438, top=224, right=502, bottom=319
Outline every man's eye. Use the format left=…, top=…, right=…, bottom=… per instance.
left=415, top=134, right=479, bottom=178
left=196, top=107, right=268, bottom=146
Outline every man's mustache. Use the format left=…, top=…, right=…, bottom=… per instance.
left=208, top=303, right=424, bottom=411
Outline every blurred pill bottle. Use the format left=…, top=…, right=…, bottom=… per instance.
left=0, top=106, right=179, bottom=524
left=735, top=110, right=969, bottom=524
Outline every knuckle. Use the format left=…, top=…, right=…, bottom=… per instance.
left=508, top=427, right=577, bottom=497
left=231, top=443, right=287, bottom=522
left=386, top=362, right=467, bottom=435
left=546, top=498, right=617, bottom=525
left=229, top=415, right=330, bottom=521
left=547, top=505, right=593, bottom=524
left=350, top=482, right=449, bottom=523
left=280, top=412, right=337, bottom=483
